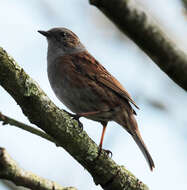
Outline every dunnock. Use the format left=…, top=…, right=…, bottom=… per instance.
left=38, top=28, right=155, bottom=171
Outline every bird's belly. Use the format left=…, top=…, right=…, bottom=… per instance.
left=48, top=72, right=117, bottom=121
left=55, top=84, right=101, bottom=113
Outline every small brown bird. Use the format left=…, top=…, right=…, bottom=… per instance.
left=38, top=27, right=155, bottom=171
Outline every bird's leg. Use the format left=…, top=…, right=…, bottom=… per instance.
left=72, top=111, right=101, bottom=131
left=62, top=109, right=101, bottom=130
left=98, top=122, right=112, bottom=157
left=99, top=123, right=107, bottom=149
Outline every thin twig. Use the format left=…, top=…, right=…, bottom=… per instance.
left=0, top=112, right=57, bottom=145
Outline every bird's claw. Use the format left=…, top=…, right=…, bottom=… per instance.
left=103, top=149, right=113, bottom=157
left=62, top=109, right=83, bottom=131
left=98, top=148, right=113, bottom=158
left=73, top=115, right=83, bottom=131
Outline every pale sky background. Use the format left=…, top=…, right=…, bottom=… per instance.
left=0, top=0, right=187, bottom=190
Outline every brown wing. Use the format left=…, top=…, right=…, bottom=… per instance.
left=61, top=51, right=139, bottom=110
left=98, top=76, right=139, bottom=109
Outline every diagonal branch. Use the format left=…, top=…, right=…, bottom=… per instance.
left=182, top=0, right=187, bottom=10
left=0, top=147, right=77, bottom=190
left=0, top=47, right=148, bottom=190
left=0, top=112, right=57, bottom=144
left=89, top=0, right=187, bottom=91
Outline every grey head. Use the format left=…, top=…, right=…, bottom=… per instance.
left=38, top=27, right=86, bottom=63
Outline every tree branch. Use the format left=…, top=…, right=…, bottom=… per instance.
left=0, top=147, right=77, bottom=190
left=182, top=0, right=187, bottom=10
left=89, top=0, right=187, bottom=91
left=0, top=112, right=57, bottom=144
left=0, top=47, right=148, bottom=190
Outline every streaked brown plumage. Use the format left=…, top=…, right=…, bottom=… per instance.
left=38, top=27, right=155, bottom=171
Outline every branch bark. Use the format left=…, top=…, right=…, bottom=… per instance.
left=0, top=147, right=77, bottom=190
left=182, top=0, right=187, bottom=10
left=89, top=0, right=187, bottom=91
left=0, top=47, right=149, bottom=190
left=0, top=112, right=57, bottom=144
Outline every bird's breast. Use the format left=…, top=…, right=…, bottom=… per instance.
left=47, top=59, right=104, bottom=114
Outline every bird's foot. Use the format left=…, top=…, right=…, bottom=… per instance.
left=62, top=109, right=83, bottom=131
left=98, top=147, right=113, bottom=158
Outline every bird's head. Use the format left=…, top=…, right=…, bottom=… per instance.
left=38, top=27, right=85, bottom=54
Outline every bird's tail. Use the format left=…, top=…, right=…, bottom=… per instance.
left=126, top=114, right=155, bottom=171
left=132, top=128, right=155, bottom=171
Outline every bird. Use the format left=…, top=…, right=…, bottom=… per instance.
left=38, top=27, right=155, bottom=171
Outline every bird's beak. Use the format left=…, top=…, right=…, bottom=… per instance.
left=38, top=30, right=50, bottom=37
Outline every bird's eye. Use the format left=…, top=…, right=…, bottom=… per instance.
left=61, top=32, right=66, bottom=37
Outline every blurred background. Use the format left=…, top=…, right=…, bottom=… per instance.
left=0, top=0, right=187, bottom=189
